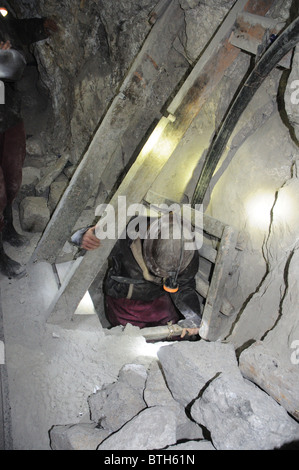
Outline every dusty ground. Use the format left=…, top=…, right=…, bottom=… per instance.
left=0, top=212, right=160, bottom=450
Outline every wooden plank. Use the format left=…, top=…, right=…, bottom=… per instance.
left=36, top=0, right=244, bottom=266
left=229, top=12, right=291, bottom=69
left=46, top=118, right=173, bottom=324
left=45, top=0, right=273, bottom=323
left=196, top=274, right=234, bottom=317
left=198, top=243, right=217, bottom=264
left=167, top=0, right=249, bottom=115
left=199, top=225, right=238, bottom=340
left=29, top=0, right=187, bottom=265
left=149, top=0, right=172, bottom=25
left=166, top=0, right=277, bottom=115
left=144, top=190, right=227, bottom=239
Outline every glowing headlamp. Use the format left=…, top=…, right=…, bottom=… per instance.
left=0, top=8, right=8, bottom=17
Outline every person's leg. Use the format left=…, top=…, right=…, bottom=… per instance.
left=0, top=126, right=25, bottom=278
left=1, top=121, right=27, bottom=246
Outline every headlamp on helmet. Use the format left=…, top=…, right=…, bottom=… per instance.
left=0, top=7, right=8, bottom=17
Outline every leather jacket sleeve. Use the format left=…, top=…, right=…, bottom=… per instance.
left=171, top=252, right=203, bottom=328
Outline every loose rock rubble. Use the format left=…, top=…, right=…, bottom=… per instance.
left=49, top=340, right=299, bottom=451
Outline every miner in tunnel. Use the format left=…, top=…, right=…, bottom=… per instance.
left=72, top=212, right=203, bottom=339
left=0, top=4, right=58, bottom=278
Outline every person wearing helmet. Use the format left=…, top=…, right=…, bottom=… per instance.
left=72, top=213, right=203, bottom=339
left=0, top=6, right=58, bottom=277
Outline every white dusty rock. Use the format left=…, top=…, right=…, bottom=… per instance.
left=157, top=340, right=242, bottom=406
left=97, top=405, right=177, bottom=450
left=144, top=360, right=203, bottom=442
left=19, top=196, right=50, bottom=232
left=191, top=373, right=299, bottom=450
left=88, top=364, right=147, bottom=431
left=49, top=423, right=110, bottom=450
left=239, top=341, right=299, bottom=421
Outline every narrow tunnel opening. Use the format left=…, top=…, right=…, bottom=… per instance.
left=0, top=0, right=298, bottom=451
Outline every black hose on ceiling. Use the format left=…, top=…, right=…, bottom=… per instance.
left=191, top=15, right=299, bottom=207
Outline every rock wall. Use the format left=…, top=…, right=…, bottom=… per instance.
left=11, top=0, right=160, bottom=163
left=10, top=1, right=298, bottom=353
left=151, top=0, right=299, bottom=352
left=148, top=0, right=299, bottom=419
left=4, top=0, right=299, bottom=450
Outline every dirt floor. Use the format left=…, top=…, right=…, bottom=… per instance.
left=0, top=210, right=160, bottom=450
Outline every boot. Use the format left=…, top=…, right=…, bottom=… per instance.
left=2, top=204, right=28, bottom=247
left=0, top=232, right=26, bottom=278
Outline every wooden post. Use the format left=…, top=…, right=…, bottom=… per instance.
left=46, top=118, right=172, bottom=323
left=199, top=225, right=238, bottom=340
left=29, top=0, right=187, bottom=265
left=44, top=0, right=276, bottom=324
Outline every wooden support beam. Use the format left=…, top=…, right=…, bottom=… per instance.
left=29, top=0, right=187, bottom=265
left=196, top=274, right=234, bottom=317
left=167, top=0, right=249, bottom=116
left=192, top=14, right=299, bottom=206
left=199, top=225, right=238, bottom=340
left=45, top=0, right=276, bottom=324
left=46, top=118, right=172, bottom=324
left=229, top=12, right=292, bottom=69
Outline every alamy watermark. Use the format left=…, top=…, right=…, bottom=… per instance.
left=94, top=196, right=204, bottom=251
left=290, top=340, right=299, bottom=365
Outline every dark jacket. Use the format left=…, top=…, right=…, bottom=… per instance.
left=104, top=235, right=203, bottom=328
left=0, top=15, right=48, bottom=133
left=72, top=218, right=203, bottom=328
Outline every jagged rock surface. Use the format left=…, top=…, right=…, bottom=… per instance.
left=50, top=339, right=299, bottom=451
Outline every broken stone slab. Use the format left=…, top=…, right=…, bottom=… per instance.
left=19, top=196, right=50, bottom=232
left=144, top=360, right=176, bottom=407
left=35, top=154, right=70, bottom=196
left=88, top=363, right=147, bottom=432
left=157, top=340, right=242, bottom=407
left=144, top=360, right=203, bottom=442
left=239, top=340, right=299, bottom=421
left=49, top=423, right=110, bottom=450
left=191, top=373, right=299, bottom=450
left=97, top=405, right=177, bottom=451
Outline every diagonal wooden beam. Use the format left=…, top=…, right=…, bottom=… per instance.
left=29, top=0, right=187, bottom=265
left=229, top=12, right=292, bottom=69
left=46, top=0, right=278, bottom=324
